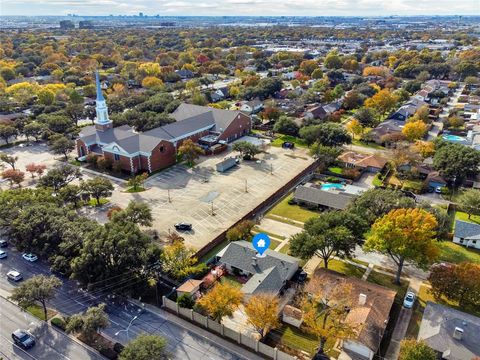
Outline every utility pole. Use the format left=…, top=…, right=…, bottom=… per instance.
left=211, top=200, right=215, bottom=216
left=168, top=189, right=171, bottom=202
left=245, top=179, right=248, bottom=193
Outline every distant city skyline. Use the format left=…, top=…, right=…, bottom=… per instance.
left=1, top=0, right=478, bottom=17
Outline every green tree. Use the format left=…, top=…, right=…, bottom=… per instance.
left=226, top=220, right=255, bottom=242
left=364, top=208, right=438, bottom=284
left=458, top=189, right=480, bottom=219
left=290, top=211, right=365, bottom=268
left=126, top=172, right=148, bottom=192
left=81, top=177, right=114, bottom=205
left=273, top=115, right=299, bottom=136
left=0, top=124, right=18, bottom=145
left=111, top=201, right=153, bottom=227
left=58, top=184, right=83, bottom=207
left=433, top=141, right=480, bottom=184
left=39, top=164, right=82, bottom=192
left=324, top=50, right=343, bottom=70
left=0, top=152, right=18, bottom=169
left=37, top=89, right=55, bottom=106
left=232, top=141, right=261, bottom=160
left=299, top=123, right=351, bottom=147
left=49, top=134, right=75, bottom=161
left=398, top=339, right=436, bottom=360
left=23, top=122, right=46, bottom=141
left=119, top=334, right=168, bottom=360
left=178, top=139, right=204, bottom=166
left=66, top=304, right=110, bottom=342
left=10, top=275, right=62, bottom=321
left=354, top=107, right=378, bottom=128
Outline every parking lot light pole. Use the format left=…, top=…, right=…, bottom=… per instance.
left=245, top=179, right=248, bottom=193
left=211, top=201, right=215, bottom=216
left=115, top=315, right=138, bottom=341
left=168, top=189, right=171, bottom=202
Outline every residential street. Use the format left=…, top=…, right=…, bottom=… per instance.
left=0, top=248, right=260, bottom=360
left=0, top=296, right=104, bottom=360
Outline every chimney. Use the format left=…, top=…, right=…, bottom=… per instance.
left=453, top=327, right=464, bottom=340
left=358, top=293, right=367, bottom=306
left=252, top=257, right=257, bottom=267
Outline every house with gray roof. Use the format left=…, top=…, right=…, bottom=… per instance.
left=418, top=302, right=480, bottom=360
left=76, top=72, right=251, bottom=174
left=453, top=220, right=480, bottom=250
left=293, top=183, right=361, bottom=210
left=216, top=240, right=299, bottom=296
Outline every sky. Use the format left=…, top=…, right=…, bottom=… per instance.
left=1, top=0, right=479, bottom=16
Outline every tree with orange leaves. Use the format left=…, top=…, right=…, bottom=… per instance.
left=365, top=208, right=438, bottom=284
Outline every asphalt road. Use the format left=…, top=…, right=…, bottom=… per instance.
left=0, top=247, right=255, bottom=360
left=0, top=296, right=104, bottom=360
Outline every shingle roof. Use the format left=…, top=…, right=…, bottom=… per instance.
left=219, top=240, right=299, bottom=295
left=338, top=151, right=388, bottom=169
left=293, top=186, right=355, bottom=210
left=454, top=220, right=480, bottom=239
left=418, top=302, right=480, bottom=360
left=305, top=269, right=396, bottom=353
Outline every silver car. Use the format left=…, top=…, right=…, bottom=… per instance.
left=403, top=291, right=415, bottom=309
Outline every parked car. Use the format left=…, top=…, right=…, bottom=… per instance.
left=403, top=291, right=416, bottom=309
left=0, top=239, right=7, bottom=247
left=435, top=186, right=444, bottom=194
left=174, top=223, right=192, bottom=231
left=12, top=329, right=35, bottom=349
left=0, top=250, right=7, bottom=259
left=22, top=253, right=38, bottom=262
left=7, top=270, right=23, bottom=282
left=282, top=141, right=295, bottom=149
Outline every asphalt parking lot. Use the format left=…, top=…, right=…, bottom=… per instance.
left=110, top=144, right=314, bottom=250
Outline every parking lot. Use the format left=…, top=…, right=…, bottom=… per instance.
left=110, top=144, right=315, bottom=250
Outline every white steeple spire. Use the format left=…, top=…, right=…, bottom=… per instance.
left=94, top=70, right=112, bottom=130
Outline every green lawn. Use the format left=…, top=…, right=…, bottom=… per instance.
left=252, top=227, right=286, bottom=240
left=27, top=304, right=56, bottom=321
left=278, top=243, right=290, bottom=254
left=320, top=259, right=365, bottom=279
left=271, top=135, right=308, bottom=148
left=372, top=173, right=383, bottom=187
left=406, top=284, right=480, bottom=339
left=126, top=186, right=146, bottom=193
left=198, top=240, right=229, bottom=263
left=220, top=274, right=243, bottom=288
left=328, top=166, right=343, bottom=174
left=268, top=194, right=319, bottom=223
left=86, top=198, right=109, bottom=207
left=351, top=139, right=385, bottom=150
left=402, top=179, right=424, bottom=193
left=455, top=211, right=480, bottom=225
left=436, top=241, right=480, bottom=264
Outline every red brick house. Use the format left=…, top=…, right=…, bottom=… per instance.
left=76, top=72, right=251, bottom=174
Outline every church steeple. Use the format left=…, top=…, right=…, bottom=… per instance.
left=94, top=70, right=112, bottom=132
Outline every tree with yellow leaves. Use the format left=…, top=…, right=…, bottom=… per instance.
left=364, top=88, right=399, bottom=118
left=364, top=208, right=438, bottom=284
left=244, top=293, right=280, bottom=338
left=302, top=280, right=358, bottom=357
left=345, top=118, right=364, bottom=140
left=141, top=76, right=164, bottom=90
left=402, top=120, right=427, bottom=142
left=412, top=140, right=435, bottom=158
left=197, top=282, right=243, bottom=321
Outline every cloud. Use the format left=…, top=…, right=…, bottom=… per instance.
left=1, top=0, right=478, bottom=16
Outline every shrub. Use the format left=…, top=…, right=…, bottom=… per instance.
left=113, top=342, right=124, bottom=354
left=96, top=156, right=113, bottom=171
left=51, top=317, right=67, bottom=331
left=99, top=347, right=118, bottom=360
left=287, top=198, right=296, bottom=205
left=177, top=294, right=195, bottom=309
left=86, top=153, right=99, bottom=167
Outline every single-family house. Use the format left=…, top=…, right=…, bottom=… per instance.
left=175, top=69, right=194, bottom=79
left=425, top=171, right=447, bottom=191
left=217, top=240, right=299, bottom=297
left=304, top=105, right=328, bottom=121
left=368, top=120, right=405, bottom=144
left=293, top=183, right=362, bottom=210
left=418, top=302, right=480, bottom=360
left=453, top=220, right=480, bottom=250
left=338, top=151, right=388, bottom=173
left=305, top=269, right=396, bottom=360
left=240, top=99, right=263, bottom=114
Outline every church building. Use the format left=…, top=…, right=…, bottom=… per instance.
left=76, top=72, right=251, bottom=174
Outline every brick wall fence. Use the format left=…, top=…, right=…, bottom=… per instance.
left=162, top=296, right=296, bottom=360
left=194, top=159, right=319, bottom=260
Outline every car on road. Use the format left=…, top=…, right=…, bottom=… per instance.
left=12, top=329, right=35, bottom=349
left=403, top=291, right=416, bottom=309
left=0, top=239, right=7, bottom=247
left=174, top=222, right=193, bottom=231
left=22, top=253, right=38, bottom=262
left=0, top=250, right=7, bottom=259
left=7, top=270, right=23, bottom=282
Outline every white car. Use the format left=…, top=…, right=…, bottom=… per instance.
left=7, top=270, right=23, bottom=282
left=403, top=291, right=416, bottom=309
left=0, top=250, right=7, bottom=259
left=22, top=253, right=38, bottom=262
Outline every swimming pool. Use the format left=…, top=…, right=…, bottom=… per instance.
left=321, top=183, right=345, bottom=191
left=442, top=134, right=467, bottom=142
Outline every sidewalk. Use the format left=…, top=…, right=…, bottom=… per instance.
left=134, top=300, right=266, bottom=360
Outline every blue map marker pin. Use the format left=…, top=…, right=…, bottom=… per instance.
left=252, top=233, right=270, bottom=257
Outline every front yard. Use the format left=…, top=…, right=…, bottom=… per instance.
left=267, top=194, right=320, bottom=223
left=271, top=135, right=308, bottom=148
left=435, top=240, right=480, bottom=264
left=455, top=210, right=480, bottom=225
